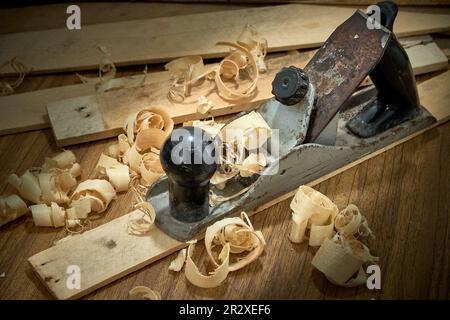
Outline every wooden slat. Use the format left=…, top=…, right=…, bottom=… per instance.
left=46, top=41, right=448, bottom=146
left=1, top=4, right=450, bottom=75
left=29, top=70, right=450, bottom=300
left=0, top=2, right=251, bottom=34
left=0, top=71, right=170, bottom=136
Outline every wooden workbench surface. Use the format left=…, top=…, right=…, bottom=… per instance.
left=0, top=3, right=449, bottom=300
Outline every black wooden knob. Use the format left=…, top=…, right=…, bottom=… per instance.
left=272, top=66, right=309, bottom=106
left=160, top=126, right=217, bottom=222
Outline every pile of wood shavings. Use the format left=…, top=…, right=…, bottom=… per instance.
left=289, top=185, right=378, bottom=287
left=166, top=24, right=267, bottom=114
left=167, top=212, right=265, bottom=288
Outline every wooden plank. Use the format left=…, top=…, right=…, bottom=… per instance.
left=2, top=4, right=450, bottom=75
left=29, top=70, right=450, bottom=300
left=47, top=42, right=448, bottom=146
left=0, top=2, right=251, bottom=34
left=0, top=71, right=170, bottom=136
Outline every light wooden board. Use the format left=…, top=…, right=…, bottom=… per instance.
left=0, top=71, right=170, bottom=135
left=29, top=70, right=450, bottom=300
left=0, top=2, right=250, bottom=34
left=47, top=41, right=448, bottom=146
left=2, top=4, right=450, bottom=75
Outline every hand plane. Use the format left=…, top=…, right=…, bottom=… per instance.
left=147, top=1, right=436, bottom=241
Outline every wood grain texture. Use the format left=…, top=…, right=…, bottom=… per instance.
left=1, top=4, right=450, bottom=75
left=0, top=2, right=252, bottom=34
left=45, top=42, right=447, bottom=147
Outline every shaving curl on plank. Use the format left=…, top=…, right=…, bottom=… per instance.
left=165, top=25, right=267, bottom=114
left=76, top=46, right=148, bottom=93
left=0, top=57, right=28, bottom=96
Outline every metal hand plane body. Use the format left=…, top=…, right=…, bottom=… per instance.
left=148, top=1, right=435, bottom=241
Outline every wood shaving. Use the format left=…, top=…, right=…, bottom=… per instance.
left=166, top=25, right=265, bottom=109
left=189, top=118, right=224, bottom=138
left=76, top=46, right=117, bottom=93
left=30, top=202, right=66, bottom=228
left=129, top=286, right=161, bottom=300
left=197, top=95, right=214, bottom=114
left=0, top=194, right=28, bottom=227
left=236, top=24, right=268, bottom=73
left=289, top=185, right=338, bottom=246
left=168, top=248, right=187, bottom=272
left=71, top=179, right=116, bottom=213
left=140, top=152, right=164, bottom=186
left=311, top=234, right=378, bottom=287
left=124, top=107, right=173, bottom=145
left=8, top=151, right=80, bottom=205
left=0, top=58, right=28, bottom=96
left=127, top=201, right=156, bottom=236
left=289, top=185, right=378, bottom=287
left=185, top=212, right=265, bottom=288
left=94, top=153, right=130, bottom=192
left=335, top=204, right=373, bottom=238
left=220, top=111, right=272, bottom=150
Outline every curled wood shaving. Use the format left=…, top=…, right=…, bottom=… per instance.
left=76, top=46, right=117, bottom=93
left=165, top=25, right=265, bottom=110
left=94, top=153, right=130, bottom=192
left=236, top=153, right=266, bottom=178
left=168, top=248, right=187, bottom=272
left=0, top=58, right=28, bottom=96
left=185, top=212, right=265, bottom=288
left=197, top=95, right=214, bottom=114
left=289, top=186, right=378, bottom=287
left=0, top=194, right=28, bottom=227
left=124, top=107, right=173, bottom=145
left=209, top=185, right=251, bottom=207
left=71, top=179, right=116, bottom=213
left=220, top=111, right=272, bottom=150
left=289, top=185, right=338, bottom=246
left=140, top=152, right=164, bottom=186
left=236, top=24, right=268, bottom=73
left=43, top=150, right=77, bottom=170
left=335, top=204, right=373, bottom=238
left=127, top=201, right=156, bottom=236
left=185, top=242, right=231, bottom=289
left=188, top=118, right=224, bottom=138
left=29, top=202, right=66, bottom=228
left=129, top=286, right=161, bottom=300
left=67, top=198, right=91, bottom=219
left=8, top=151, right=80, bottom=205
left=311, top=234, right=378, bottom=287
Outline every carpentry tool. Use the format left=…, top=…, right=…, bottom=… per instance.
left=148, top=1, right=436, bottom=241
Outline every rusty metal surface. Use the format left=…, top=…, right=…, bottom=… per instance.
left=304, top=10, right=391, bottom=142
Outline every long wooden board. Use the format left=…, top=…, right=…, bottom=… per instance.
left=47, top=41, right=448, bottom=146
left=29, top=70, right=450, bottom=300
left=2, top=36, right=443, bottom=137
left=0, top=71, right=170, bottom=135
left=1, top=4, right=450, bottom=75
